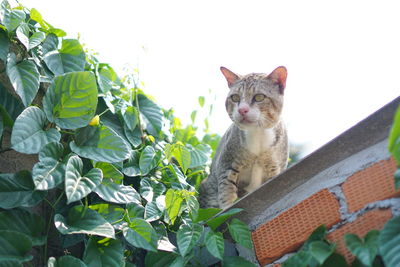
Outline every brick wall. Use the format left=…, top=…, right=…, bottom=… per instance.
left=252, top=158, right=399, bottom=266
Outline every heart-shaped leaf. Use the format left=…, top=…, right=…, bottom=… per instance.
left=165, top=189, right=184, bottom=225
left=188, top=144, right=212, bottom=168
left=42, top=33, right=59, bottom=55
left=0, top=171, right=46, bottom=209
left=83, top=237, right=124, bottom=267
left=205, top=230, right=224, bottom=260
left=122, top=105, right=139, bottom=131
left=124, top=125, right=142, bottom=147
left=43, top=39, right=86, bottom=75
left=165, top=143, right=191, bottom=174
left=65, top=155, right=103, bottom=204
left=94, top=162, right=123, bottom=182
left=29, top=31, right=45, bottom=50
left=33, top=142, right=66, bottom=190
left=140, top=177, right=166, bottom=202
left=177, top=224, right=203, bottom=257
left=70, top=125, right=131, bottom=163
left=122, top=219, right=158, bottom=252
left=144, top=201, right=163, bottom=222
left=136, top=93, right=163, bottom=137
left=379, top=216, right=400, bottom=267
left=94, top=180, right=141, bottom=204
left=0, top=230, right=32, bottom=263
left=123, top=150, right=141, bottom=176
left=228, top=218, right=253, bottom=250
left=194, top=208, right=221, bottom=223
left=309, top=241, right=336, bottom=265
left=0, top=2, right=25, bottom=31
left=43, top=71, right=98, bottom=129
left=6, top=54, right=40, bottom=107
left=139, top=146, right=160, bottom=175
left=11, top=106, right=60, bottom=154
left=16, top=23, right=29, bottom=50
left=345, top=230, right=379, bottom=266
left=54, top=205, right=115, bottom=238
left=0, top=209, right=45, bottom=246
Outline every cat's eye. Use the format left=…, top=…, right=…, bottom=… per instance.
left=230, top=94, right=240, bottom=102
left=254, top=94, right=266, bottom=102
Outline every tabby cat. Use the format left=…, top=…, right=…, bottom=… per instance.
left=199, top=66, right=289, bottom=209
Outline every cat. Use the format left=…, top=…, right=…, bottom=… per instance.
left=199, top=66, right=289, bottom=209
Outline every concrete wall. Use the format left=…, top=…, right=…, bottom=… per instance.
left=228, top=97, right=400, bottom=266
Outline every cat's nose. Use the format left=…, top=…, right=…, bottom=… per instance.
left=238, top=106, right=249, bottom=116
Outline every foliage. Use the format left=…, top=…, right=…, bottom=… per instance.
left=0, top=2, right=254, bottom=266
left=283, top=105, right=400, bottom=267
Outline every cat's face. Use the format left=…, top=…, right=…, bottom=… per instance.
left=221, top=66, right=287, bottom=130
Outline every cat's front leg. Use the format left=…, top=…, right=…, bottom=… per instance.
left=218, top=169, right=239, bottom=209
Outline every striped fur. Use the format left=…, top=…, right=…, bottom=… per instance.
left=199, top=67, right=289, bottom=209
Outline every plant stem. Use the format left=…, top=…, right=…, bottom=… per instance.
left=43, top=192, right=64, bottom=261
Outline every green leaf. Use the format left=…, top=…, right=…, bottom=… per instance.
left=177, top=224, right=203, bottom=257
left=302, top=225, right=327, bottom=250
left=42, top=33, right=59, bottom=55
left=83, top=237, right=124, bottom=267
left=145, top=251, right=178, bottom=267
left=48, top=255, right=88, bottom=267
left=0, top=171, right=46, bottom=209
left=346, top=231, right=379, bottom=266
left=0, top=115, right=3, bottom=138
left=65, top=155, right=103, bottom=204
left=165, top=189, right=184, bottom=225
left=127, top=203, right=145, bottom=220
left=43, top=71, right=98, bottom=129
left=388, top=106, right=400, bottom=164
left=165, top=143, right=191, bottom=173
left=144, top=201, right=163, bottom=222
left=136, top=94, right=163, bottom=137
left=222, top=256, right=257, bottom=267
left=188, top=144, right=212, bottom=168
left=124, top=125, right=142, bottom=147
left=0, top=82, right=24, bottom=126
left=70, top=125, right=131, bottom=163
left=122, top=219, right=158, bottom=252
left=32, top=142, right=66, bottom=190
left=54, top=205, right=115, bottom=238
left=320, top=253, right=348, bottom=267
left=309, top=241, right=336, bottom=265
left=205, top=230, right=224, bottom=260
left=29, top=31, right=45, bottom=50
left=0, top=4, right=25, bottom=31
left=43, top=39, right=86, bottom=75
left=194, top=208, right=222, bottom=223
left=190, top=110, right=197, bottom=124
left=0, top=209, right=45, bottom=246
left=0, top=29, right=10, bottom=62
left=123, top=150, right=141, bottom=176
left=0, top=230, right=32, bottom=263
left=198, top=96, right=205, bottom=107
left=96, top=65, right=120, bottom=93
left=122, top=106, right=138, bottom=131
left=94, top=162, right=123, bottom=181
left=395, top=168, right=400, bottom=190
left=30, top=8, right=43, bottom=24
left=89, top=203, right=125, bottom=226
left=140, top=177, right=166, bottom=202
left=139, top=145, right=159, bottom=175
left=16, top=22, right=29, bottom=50
left=228, top=218, right=253, bottom=250
left=206, top=208, right=243, bottom=231
left=94, top=180, right=141, bottom=204
left=379, top=216, right=400, bottom=267
left=282, top=250, right=313, bottom=267
left=6, top=54, right=40, bottom=107
left=47, top=27, right=67, bottom=37
left=11, top=106, right=60, bottom=154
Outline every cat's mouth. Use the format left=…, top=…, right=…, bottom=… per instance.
left=240, top=117, right=256, bottom=124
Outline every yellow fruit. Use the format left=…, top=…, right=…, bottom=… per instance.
left=89, top=115, right=100, bottom=126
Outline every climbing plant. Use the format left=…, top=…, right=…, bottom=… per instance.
left=0, top=1, right=255, bottom=266
left=282, top=106, right=400, bottom=267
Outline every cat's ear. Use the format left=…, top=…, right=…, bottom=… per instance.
left=268, top=66, right=287, bottom=94
left=220, top=67, right=240, bottom=87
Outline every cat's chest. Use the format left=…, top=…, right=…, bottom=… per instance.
left=244, top=128, right=275, bottom=155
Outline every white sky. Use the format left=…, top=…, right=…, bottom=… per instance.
left=26, top=0, right=400, bottom=155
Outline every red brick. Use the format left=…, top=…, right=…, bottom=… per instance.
left=342, top=158, right=398, bottom=213
left=252, top=189, right=341, bottom=265
left=327, top=209, right=392, bottom=263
